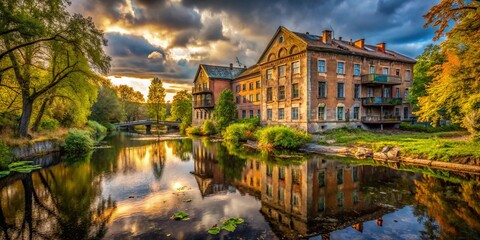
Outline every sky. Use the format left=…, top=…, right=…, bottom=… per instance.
left=68, top=0, right=440, bottom=101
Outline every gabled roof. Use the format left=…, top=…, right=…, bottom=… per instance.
left=292, top=31, right=416, bottom=64
left=236, top=64, right=260, bottom=80
left=201, top=64, right=246, bottom=80
left=257, top=26, right=307, bottom=64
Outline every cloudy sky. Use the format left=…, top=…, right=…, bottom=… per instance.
left=69, top=0, right=440, bottom=101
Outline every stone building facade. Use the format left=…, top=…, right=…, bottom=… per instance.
left=192, top=26, right=416, bottom=132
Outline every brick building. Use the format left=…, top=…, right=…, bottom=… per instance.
left=192, top=26, right=416, bottom=131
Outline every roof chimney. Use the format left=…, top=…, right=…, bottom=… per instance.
left=377, top=43, right=386, bottom=53
left=338, top=36, right=342, bottom=41
left=354, top=39, right=365, bottom=49
left=229, top=63, right=233, bottom=70
left=322, top=30, right=332, bottom=44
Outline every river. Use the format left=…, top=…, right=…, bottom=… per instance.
left=1, top=133, right=479, bottom=239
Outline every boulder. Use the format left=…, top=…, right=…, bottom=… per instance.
left=381, top=146, right=391, bottom=153
left=387, top=147, right=401, bottom=159
left=374, top=152, right=388, bottom=160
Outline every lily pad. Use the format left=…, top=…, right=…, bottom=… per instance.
left=171, top=211, right=189, bottom=220
left=207, top=217, right=245, bottom=235
left=207, top=226, right=221, bottom=235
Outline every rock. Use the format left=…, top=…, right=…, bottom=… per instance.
left=381, top=146, right=391, bottom=153
left=387, top=147, right=401, bottom=159
left=326, top=139, right=336, bottom=144
left=354, top=147, right=373, bottom=159
left=374, top=152, right=388, bottom=160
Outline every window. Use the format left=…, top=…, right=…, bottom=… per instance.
left=353, top=190, right=359, bottom=204
left=249, top=94, right=253, bottom=102
left=384, top=88, right=391, bottom=98
left=337, top=192, right=344, bottom=207
left=337, top=62, right=345, bottom=74
left=370, top=65, right=375, bottom=74
left=318, top=60, right=326, bottom=72
left=278, top=108, right=285, bottom=120
left=318, top=197, right=325, bottom=212
left=196, top=111, right=199, bottom=119
left=267, top=109, right=272, bottom=120
left=279, top=167, right=285, bottom=180
left=242, top=110, right=246, bottom=118
left=249, top=82, right=254, bottom=90
left=279, top=36, right=284, bottom=43
left=235, top=85, right=240, bottom=92
left=278, top=86, right=285, bottom=100
left=267, top=69, right=273, bottom=80
left=293, top=194, right=299, bottom=207
left=250, top=177, right=253, bottom=186
left=292, top=61, right=300, bottom=75
left=395, top=88, right=400, bottom=98
left=267, top=165, right=273, bottom=176
left=354, top=84, right=360, bottom=99
left=257, top=109, right=261, bottom=116
left=405, top=70, right=411, bottom=81
left=292, top=84, right=299, bottom=98
left=256, top=161, right=260, bottom=170
left=236, top=96, right=239, bottom=104
left=292, top=169, right=300, bottom=184
left=278, top=65, right=286, bottom=77
left=395, top=69, right=400, bottom=76
left=337, top=106, right=344, bottom=120
left=353, top=107, right=359, bottom=120
left=337, top=83, right=344, bottom=98
left=243, top=96, right=247, bottom=103
left=405, top=88, right=409, bottom=99
left=337, top=168, right=344, bottom=184
left=242, top=84, right=246, bottom=91
left=278, top=187, right=284, bottom=201
left=404, top=107, right=409, bottom=119
left=318, top=171, right=325, bottom=187
left=256, top=93, right=260, bottom=101
left=353, top=166, right=358, bottom=182
left=256, top=81, right=260, bottom=88
left=395, top=108, right=400, bottom=117
left=318, top=82, right=327, bottom=98
left=267, top=88, right=272, bottom=101
left=249, top=110, right=254, bottom=118
left=318, top=106, right=326, bottom=120
left=354, top=64, right=360, bottom=76
left=292, top=107, right=299, bottom=120
left=267, top=184, right=273, bottom=197
left=367, top=87, right=374, bottom=97
left=383, top=67, right=389, bottom=75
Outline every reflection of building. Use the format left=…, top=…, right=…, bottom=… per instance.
left=191, top=138, right=228, bottom=197
left=232, top=159, right=263, bottom=198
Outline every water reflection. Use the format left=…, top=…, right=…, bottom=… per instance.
left=0, top=134, right=479, bottom=239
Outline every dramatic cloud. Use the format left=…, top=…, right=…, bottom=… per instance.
left=69, top=0, right=440, bottom=96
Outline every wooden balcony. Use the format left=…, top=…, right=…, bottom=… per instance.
left=361, top=74, right=402, bottom=85
left=193, top=100, right=214, bottom=109
left=361, top=97, right=402, bottom=106
left=192, top=87, right=213, bottom=95
left=361, top=116, right=401, bottom=124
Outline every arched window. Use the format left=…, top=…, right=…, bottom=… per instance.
left=267, top=53, right=276, bottom=62
left=278, top=48, right=287, bottom=58
left=290, top=45, right=298, bottom=54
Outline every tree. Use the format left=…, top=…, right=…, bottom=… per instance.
left=116, top=84, right=146, bottom=121
left=417, top=0, right=480, bottom=140
left=409, top=44, right=445, bottom=111
left=213, top=89, right=237, bottom=131
left=0, top=1, right=110, bottom=137
left=147, top=77, right=166, bottom=122
left=171, top=90, right=192, bottom=133
left=90, top=86, right=124, bottom=124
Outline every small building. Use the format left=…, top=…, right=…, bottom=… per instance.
left=192, top=26, right=416, bottom=132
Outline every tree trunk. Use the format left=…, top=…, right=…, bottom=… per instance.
left=32, top=97, right=51, bottom=132
left=18, top=97, right=33, bottom=138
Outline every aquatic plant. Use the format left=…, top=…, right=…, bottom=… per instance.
left=208, top=217, right=245, bottom=235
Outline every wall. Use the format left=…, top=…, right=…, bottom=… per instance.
left=11, top=140, right=62, bottom=159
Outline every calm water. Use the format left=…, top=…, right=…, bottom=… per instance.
left=1, top=133, right=480, bottom=240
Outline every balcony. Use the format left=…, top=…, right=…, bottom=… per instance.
left=192, top=86, right=213, bottom=95
left=361, top=74, right=402, bottom=85
left=361, top=115, right=401, bottom=124
left=193, top=100, right=214, bottom=108
left=362, top=97, right=402, bottom=106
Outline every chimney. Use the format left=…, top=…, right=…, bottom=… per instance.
left=229, top=63, right=233, bottom=70
left=377, top=43, right=386, bottom=53
left=322, top=30, right=332, bottom=44
left=354, top=39, right=365, bottom=49
left=244, top=65, right=247, bottom=69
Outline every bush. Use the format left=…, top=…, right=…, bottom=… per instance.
left=399, top=122, right=462, bottom=133
left=40, top=118, right=59, bottom=131
left=0, top=142, right=13, bottom=171
left=202, top=120, right=216, bottom=135
left=186, top=126, right=202, bottom=135
left=256, top=125, right=312, bottom=150
left=103, top=122, right=117, bottom=132
left=237, top=116, right=260, bottom=128
left=223, top=123, right=257, bottom=144
left=63, top=129, right=94, bottom=155
left=86, top=120, right=107, bottom=137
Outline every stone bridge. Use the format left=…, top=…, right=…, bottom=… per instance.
left=114, top=120, right=180, bottom=133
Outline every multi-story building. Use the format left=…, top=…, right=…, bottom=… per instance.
left=192, top=26, right=416, bottom=132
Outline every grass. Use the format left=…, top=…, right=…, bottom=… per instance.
left=0, top=128, right=68, bottom=147
left=317, top=128, right=479, bottom=162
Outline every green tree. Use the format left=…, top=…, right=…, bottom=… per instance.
left=418, top=0, right=480, bottom=140
left=213, top=89, right=237, bottom=131
left=116, top=84, right=146, bottom=121
left=0, top=0, right=110, bottom=137
left=171, top=90, right=192, bottom=133
left=90, top=86, right=124, bottom=124
left=147, top=77, right=166, bottom=122
left=409, top=44, right=445, bottom=111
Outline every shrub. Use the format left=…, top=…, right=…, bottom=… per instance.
left=223, top=123, right=257, bottom=144
left=0, top=142, right=13, bottom=171
left=202, top=120, right=216, bottom=135
left=256, top=125, right=312, bottom=150
left=103, top=122, right=117, bottom=132
left=399, top=122, right=462, bottom=133
left=63, top=129, right=94, bottom=155
left=237, top=116, right=260, bottom=128
left=40, top=118, right=59, bottom=131
left=86, top=120, right=107, bottom=137
left=186, top=126, right=202, bottom=135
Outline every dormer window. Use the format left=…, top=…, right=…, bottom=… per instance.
left=279, top=36, right=284, bottom=43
